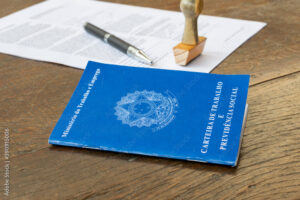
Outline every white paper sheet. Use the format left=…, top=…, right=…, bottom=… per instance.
left=0, top=0, right=266, bottom=72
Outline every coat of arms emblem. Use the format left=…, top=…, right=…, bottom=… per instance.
left=114, top=90, right=178, bottom=130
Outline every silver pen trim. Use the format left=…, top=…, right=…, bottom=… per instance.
left=103, top=33, right=111, bottom=43
left=127, top=46, right=153, bottom=65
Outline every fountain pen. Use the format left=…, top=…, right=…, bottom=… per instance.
left=84, top=22, right=153, bottom=65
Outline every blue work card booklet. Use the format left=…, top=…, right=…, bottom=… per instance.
left=49, top=61, right=249, bottom=166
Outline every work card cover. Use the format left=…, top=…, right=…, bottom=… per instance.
left=49, top=61, right=250, bottom=166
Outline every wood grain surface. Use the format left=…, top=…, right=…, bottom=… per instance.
left=0, top=0, right=299, bottom=199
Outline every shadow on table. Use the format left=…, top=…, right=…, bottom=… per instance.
left=49, top=144, right=237, bottom=175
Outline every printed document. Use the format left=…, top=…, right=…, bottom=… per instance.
left=0, top=0, right=266, bottom=72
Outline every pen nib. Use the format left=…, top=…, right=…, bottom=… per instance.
left=127, top=46, right=153, bottom=65
left=136, top=50, right=153, bottom=65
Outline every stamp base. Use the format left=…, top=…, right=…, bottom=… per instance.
left=173, top=36, right=206, bottom=66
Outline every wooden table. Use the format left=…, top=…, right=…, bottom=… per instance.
left=0, top=0, right=299, bottom=199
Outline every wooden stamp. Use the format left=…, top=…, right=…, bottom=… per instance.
left=173, top=0, right=206, bottom=66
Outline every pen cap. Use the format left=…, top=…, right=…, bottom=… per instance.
left=84, top=23, right=106, bottom=39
